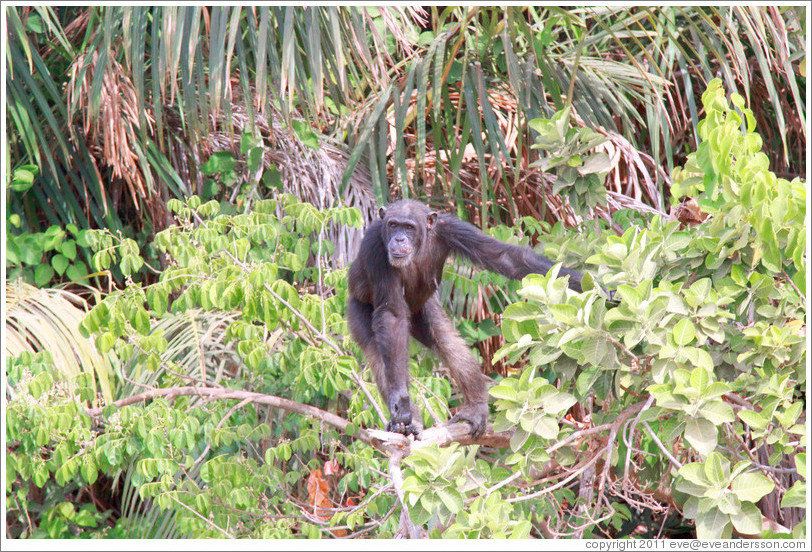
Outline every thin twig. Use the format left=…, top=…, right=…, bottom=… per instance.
left=193, top=397, right=253, bottom=466
left=642, top=421, right=683, bottom=470
left=166, top=493, right=236, bottom=539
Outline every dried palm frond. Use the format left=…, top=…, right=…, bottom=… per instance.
left=66, top=51, right=155, bottom=214
left=116, top=309, right=242, bottom=400
left=5, top=280, right=115, bottom=404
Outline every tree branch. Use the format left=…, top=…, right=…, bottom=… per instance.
left=85, top=386, right=511, bottom=452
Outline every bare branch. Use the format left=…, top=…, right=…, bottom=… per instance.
left=86, top=386, right=511, bottom=453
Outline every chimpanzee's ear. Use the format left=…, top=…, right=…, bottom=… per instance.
left=379, top=207, right=387, bottom=219
left=427, top=212, right=438, bottom=230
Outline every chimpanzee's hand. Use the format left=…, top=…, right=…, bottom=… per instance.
left=449, top=402, right=488, bottom=438
left=386, top=394, right=420, bottom=437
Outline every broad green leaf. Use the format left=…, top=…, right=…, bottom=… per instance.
left=704, top=452, right=727, bottom=486
left=716, top=491, right=741, bottom=516
left=581, top=336, right=611, bottom=367
left=201, top=151, right=237, bottom=175
left=695, top=507, right=732, bottom=539
left=683, top=496, right=701, bottom=518
left=576, top=365, right=603, bottom=397
left=703, top=382, right=730, bottom=400
left=239, top=131, right=260, bottom=154
left=795, top=454, right=806, bottom=480
left=738, top=410, right=768, bottom=430
left=436, top=487, right=463, bottom=514
left=10, top=167, right=36, bottom=192
left=511, top=519, right=532, bottom=539
left=247, top=146, right=264, bottom=172
left=533, top=416, right=560, bottom=440
left=510, top=427, right=530, bottom=452
left=689, top=366, right=708, bottom=392
left=673, top=318, right=697, bottom=346
left=675, top=476, right=709, bottom=498
left=401, top=475, right=424, bottom=496
left=681, top=347, right=714, bottom=372
left=684, top=417, right=718, bottom=457
left=34, top=263, right=55, bottom=286
left=60, top=239, right=77, bottom=260
left=731, top=472, right=775, bottom=503
left=292, top=119, right=319, bottom=149
left=653, top=391, right=688, bottom=410
left=730, top=501, right=763, bottom=535
left=51, top=253, right=69, bottom=276
left=678, top=462, right=710, bottom=487
left=780, top=481, right=806, bottom=509
left=489, top=383, right=518, bottom=402
left=542, top=392, right=576, bottom=415
left=697, top=401, right=735, bottom=425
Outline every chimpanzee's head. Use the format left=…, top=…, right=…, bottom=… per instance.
left=379, top=200, right=437, bottom=268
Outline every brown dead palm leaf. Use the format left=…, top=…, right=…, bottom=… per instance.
left=66, top=50, right=155, bottom=215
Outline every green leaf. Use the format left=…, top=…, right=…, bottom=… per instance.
left=684, top=417, right=718, bottom=457
left=201, top=152, right=237, bottom=175
left=731, top=472, right=775, bottom=502
left=682, top=496, right=701, bottom=518
left=81, top=458, right=98, bottom=486
left=673, top=318, right=697, bottom=346
left=697, top=401, right=735, bottom=425
left=10, top=167, right=36, bottom=192
left=780, top=481, right=806, bottom=509
left=695, top=507, right=732, bottom=539
left=51, top=254, right=69, bottom=276
left=678, top=462, right=709, bottom=490
left=510, top=427, right=530, bottom=451
left=716, top=491, right=741, bottom=516
left=247, top=146, right=264, bottom=172
left=133, top=308, right=151, bottom=335
left=703, top=452, right=727, bottom=486
left=292, top=120, right=319, bottom=149
left=795, top=454, right=806, bottom=480
left=240, top=131, right=260, bottom=154
left=489, top=383, right=518, bottom=402
left=97, top=333, right=116, bottom=354
left=533, top=416, right=560, bottom=440
left=689, top=366, right=708, bottom=392
left=738, top=410, right=768, bottom=430
left=66, top=261, right=88, bottom=282
left=34, top=263, right=55, bottom=286
left=60, top=239, right=77, bottom=260
left=729, top=501, right=763, bottom=535
left=147, top=286, right=169, bottom=315
left=542, top=392, right=576, bottom=415
left=436, top=487, right=463, bottom=514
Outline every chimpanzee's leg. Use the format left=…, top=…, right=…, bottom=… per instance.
left=419, top=296, right=488, bottom=437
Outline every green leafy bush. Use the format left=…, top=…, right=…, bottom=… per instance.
left=492, top=78, right=806, bottom=539
left=6, top=219, right=92, bottom=286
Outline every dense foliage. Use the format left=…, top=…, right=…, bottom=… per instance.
left=5, top=80, right=806, bottom=539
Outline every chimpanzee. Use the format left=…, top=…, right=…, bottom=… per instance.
left=347, top=199, right=587, bottom=437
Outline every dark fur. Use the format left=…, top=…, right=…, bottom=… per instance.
left=347, top=200, right=585, bottom=437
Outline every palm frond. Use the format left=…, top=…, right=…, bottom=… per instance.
left=5, top=280, right=115, bottom=404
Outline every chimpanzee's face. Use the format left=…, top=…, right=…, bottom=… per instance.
left=379, top=202, right=435, bottom=268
